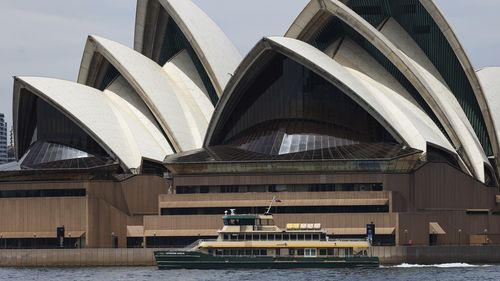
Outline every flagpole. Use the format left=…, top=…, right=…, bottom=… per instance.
left=265, top=196, right=276, bottom=215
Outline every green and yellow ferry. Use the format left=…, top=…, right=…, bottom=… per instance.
left=154, top=209, right=379, bottom=269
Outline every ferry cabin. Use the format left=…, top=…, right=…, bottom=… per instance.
left=197, top=213, right=371, bottom=258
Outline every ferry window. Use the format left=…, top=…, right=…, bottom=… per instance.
left=313, top=234, right=319, bottom=240
left=252, top=234, right=259, bottom=241
left=290, top=234, right=297, bottom=240
left=305, top=234, right=312, bottom=241
left=327, top=248, right=334, bottom=256
left=283, top=234, right=290, bottom=240
left=230, top=249, right=238, bottom=256
left=245, top=249, right=252, bottom=256
left=260, top=234, right=267, bottom=241
left=223, top=234, right=229, bottom=240
left=216, top=249, right=223, bottom=256
left=231, top=234, right=238, bottom=240
left=268, top=234, right=275, bottom=241
left=260, top=249, right=267, bottom=256
left=347, top=248, right=353, bottom=256
left=319, top=249, right=327, bottom=256
left=275, top=234, right=282, bottom=241
left=253, top=249, right=260, bottom=256
left=320, top=234, right=326, bottom=241
left=339, top=248, right=345, bottom=257
left=297, top=249, right=305, bottom=256
left=223, top=249, right=230, bottom=256
left=298, top=234, right=305, bottom=241
left=305, top=248, right=317, bottom=257
left=289, top=249, right=295, bottom=256
left=238, top=234, right=245, bottom=240
left=240, top=219, right=255, bottom=225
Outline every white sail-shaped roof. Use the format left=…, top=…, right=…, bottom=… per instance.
left=13, top=77, right=174, bottom=171
left=134, top=0, right=241, bottom=96
left=285, top=0, right=491, bottom=182
left=78, top=35, right=212, bottom=152
left=207, top=37, right=455, bottom=159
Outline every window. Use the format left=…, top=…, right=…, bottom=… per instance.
left=297, top=249, right=305, bottom=256
left=304, top=248, right=317, bottom=257
left=0, top=189, right=86, bottom=198
left=289, top=249, right=295, bottom=256
left=319, top=249, right=327, bottom=256
left=298, top=234, right=305, bottom=241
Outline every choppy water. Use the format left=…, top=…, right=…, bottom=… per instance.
left=1, top=264, right=499, bottom=281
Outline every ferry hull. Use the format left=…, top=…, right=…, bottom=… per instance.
left=154, top=251, right=379, bottom=269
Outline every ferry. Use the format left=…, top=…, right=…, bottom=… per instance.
left=154, top=208, right=379, bottom=269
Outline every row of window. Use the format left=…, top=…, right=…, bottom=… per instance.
left=161, top=205, right=388, bottom=216
left=0, top=189, right=86, bottom=198
left=208, top=248, right=354, bottom=257
left=176, top=183, right=383, bottom=194
left=222, top=233, right=326, bottom=242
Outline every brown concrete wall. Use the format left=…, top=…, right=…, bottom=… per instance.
left=0, top=249, right=156, bottom=267
left=397, top=212, right=500, bottom=246
left=120, top=175, right=169, bottom=215
left=413, top=163, right=498, bottom=210
left=174, top=173, right=386, bottom=187
left=144, top=213, right=397, bottom=234
left=159, top=191, right=390, bottom=208
left=0, top=197, right=86, bottom=235
left=374, top=245, right=500, bottom=265
left=86, top=197, right=128, bottom=248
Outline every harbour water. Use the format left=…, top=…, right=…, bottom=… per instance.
left=0, top=264, right=499, bottom=281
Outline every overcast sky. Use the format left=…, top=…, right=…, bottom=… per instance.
left=1, top=0, right=499, bottom=132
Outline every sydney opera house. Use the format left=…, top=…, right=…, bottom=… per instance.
left=1, top=0, right=500, bottom=248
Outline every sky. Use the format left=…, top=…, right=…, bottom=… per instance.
left=0, top=0, right=499, bottom=133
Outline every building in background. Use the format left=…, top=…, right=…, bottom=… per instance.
left=6, top=126, right=15, bottom=163
left=0, top=113, right=8, bottom=164
left=1, top=0, right=500, bottom=249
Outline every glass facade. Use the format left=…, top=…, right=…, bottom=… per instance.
left=0, top=189, right=85, bottom=198
left=161, top=205, right=389, bottom=216
left=212, top=53, right=395, bottom=157
left=176, top=183, right=383, bottom=194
